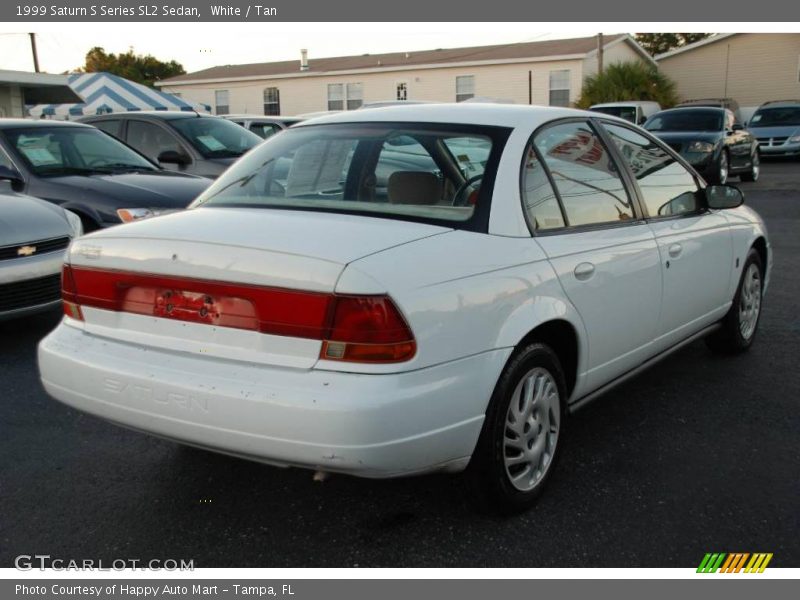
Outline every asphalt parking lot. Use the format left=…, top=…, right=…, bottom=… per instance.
left=1, top=160, right=798, bottom=568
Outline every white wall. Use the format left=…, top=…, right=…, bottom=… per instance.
left=161, top=58, right=588, bottom=116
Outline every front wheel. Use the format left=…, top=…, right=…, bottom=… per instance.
left=706, top=249, right=763, bottom=354
left=739, top=150, right=760, bottom=182
left=466, top=343, right=566, bottom=513
left=713, top=150, right=730, bottom=185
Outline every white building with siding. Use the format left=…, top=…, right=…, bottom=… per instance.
left=156, top=34, right=653, bottom=116
left=656, top=33, right=800, bottom=108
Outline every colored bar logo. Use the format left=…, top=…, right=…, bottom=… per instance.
left=697, top=553, right=773, bottom=573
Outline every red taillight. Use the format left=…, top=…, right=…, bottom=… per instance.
left=61, top=264, right=83, bottom=320
left=321, top=295, right=416, bottom=363
left=63, top=267, right=416, bottom=363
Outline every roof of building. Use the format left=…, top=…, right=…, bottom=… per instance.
left=655, top=33, right=738, bottom=61
left=159, top=34, right=648, bottom=86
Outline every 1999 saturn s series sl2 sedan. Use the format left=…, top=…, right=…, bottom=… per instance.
left=38, top=105, right=771, bottom=511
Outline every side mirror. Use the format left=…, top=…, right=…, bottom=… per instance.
left=638, top=116, right=647, bottom=125
left=732, top=123, right=744, bottom=132
left=0, top=165, right=23, bottom=185
left=157, top=150, right=189, bottom=165
left=706, top=185, right=744, bottom=209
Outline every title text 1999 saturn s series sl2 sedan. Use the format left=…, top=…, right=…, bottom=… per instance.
left=38, top=105, right=771, bottom=511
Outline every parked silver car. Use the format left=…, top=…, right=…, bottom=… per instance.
left=747, top=100, right=800, bottom=157
left=0, top=184, right=82, bottom=320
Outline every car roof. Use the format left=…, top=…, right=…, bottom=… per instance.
left=82, top=111, right=213, bottom=120
left=590, top=101, right=659, bottom=108
left=222, top=114, right=302, bottom=121
left=0, top=118, right=94, bottom=129
left=653, top=106, right=727, bottom=115
left=756, top=100, right=800, bottom=109
left=294, top=103, right=609, bottom=129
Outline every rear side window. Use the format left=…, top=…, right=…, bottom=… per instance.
left=193, top=122, right=509, bottom=230
left=521, top=146, right=564, bottom=230
left=602, top=123, right=699, bottom=218
left=532, top=120, right=634, bottom=227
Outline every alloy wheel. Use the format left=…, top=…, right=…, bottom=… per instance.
left=739, top=263, right=762, bottom=340
left=503, top=367, right=560, bottom=492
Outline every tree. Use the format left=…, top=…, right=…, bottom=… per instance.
left=576, top=61, right=679, bottom=109
left=76, top=47, right=186, bottom=87
left=635, top=33, right=711, bottom=56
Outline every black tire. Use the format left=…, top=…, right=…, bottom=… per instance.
left=706, top=248, right=764, bottom=354
left=465, top=343, right=567, bottom=514
left=77, top=212, right=101, bottom=233
left=739, top=150, right=760, bottom=182
left=712, top=150, right=730, bottom=185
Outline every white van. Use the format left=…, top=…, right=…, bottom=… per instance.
left=588, top=101, right=662, bottom=125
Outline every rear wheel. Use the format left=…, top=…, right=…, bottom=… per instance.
left=466, top=343, right=566, bottom=513
left=706, top=249, right=763, bottom=354
left=740, top=150, right=760, bottom=182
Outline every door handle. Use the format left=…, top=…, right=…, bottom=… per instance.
left=668, top=243, right=683, bottom=258
left=574, top=262, right=595, bottom=281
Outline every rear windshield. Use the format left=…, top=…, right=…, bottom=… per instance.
left=191, top=122, right=509, bottom=230
left=590, top=106, right=637, bottom=123
left=645, top=110, right=724, bottom=132
left=750, top=106, right=800, bottom=127
left=167, top=117, right=262, bottom=159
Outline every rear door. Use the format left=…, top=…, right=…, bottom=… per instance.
left=524, top=119, right=662, bottom=391
left=600, top=121, right=733, bottom=350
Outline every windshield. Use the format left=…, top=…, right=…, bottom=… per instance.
left=750, top=106, right=800, bottom=127
left=168, top=117, right=262, bottom=158
left=591, top=106, right=638, bottom=123
left=3, top=126, right=156, bottom=176
left=644, top=110, right=724, bottom=132
left=192, top=122, right=507, bottom=228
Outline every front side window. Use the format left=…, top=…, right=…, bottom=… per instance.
left=549, top=70, right=571, bottom=107
left=168, top=117, right=262, bottom=158
left=192, top=123, right=509, bottom=229
left=214, top=90, right=230, bottom=115
left=603, top=123, right=700, bottom=218
left=533, top=120, right=634, bottom=226
left=456, top=76, right=475, bottom=103
left=127, top=120, right=183, bottom=161
left=4, top=126, right=156, bottom=175
left=93, top=119, right=122, bottom=138
left=263, top=87, right=280, bottom=116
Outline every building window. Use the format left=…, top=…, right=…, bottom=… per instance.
left=263, top=87, right=280, bottom=115
left=327, top=84, right=344, bottom=111
left=328, top=83, right=363, bottom=111
left=346, top=83, right=363, bottom=110
left=214, top=90, right=230, bottom=115
left=549, top=70, right=571, bottom=107
left=396, top=82, right=408, bottom=101
left=456, top=76, right=474, bottom=102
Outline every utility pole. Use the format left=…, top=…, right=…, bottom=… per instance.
left=29, top=33, right=40, bottom=72
left=597, top=32, right=604, bottom=74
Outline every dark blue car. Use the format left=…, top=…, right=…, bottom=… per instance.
left=0, top=120, right=211, bottom=231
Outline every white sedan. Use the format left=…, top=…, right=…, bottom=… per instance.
left=38, top=105, right=771, bottom=511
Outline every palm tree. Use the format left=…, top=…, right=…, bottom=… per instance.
left=576, top=62, right=679, bottom=109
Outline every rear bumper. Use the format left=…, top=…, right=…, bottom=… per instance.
left=39, top=321, right=510, bottom=478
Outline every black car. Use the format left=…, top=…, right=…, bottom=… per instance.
left=80, top=111, right=263, bottom=178
left=644, top=107, right=759, bottom=184
left=0, top=120, right=211, bottom=231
